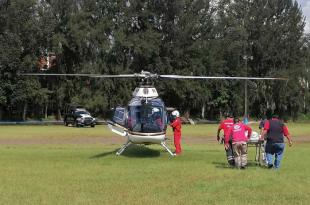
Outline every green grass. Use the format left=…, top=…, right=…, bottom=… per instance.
left=1, top=122, right=308, bottom=139
left=0, top=125, right=112, bottom=139
left=0, top=124, right=309, bottom=205
left=282, top=122, right=310, bottom=137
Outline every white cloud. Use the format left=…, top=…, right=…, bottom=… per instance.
left=303, top=2, right=310, bottom=33
left=297, top=0, right=310, bottom=33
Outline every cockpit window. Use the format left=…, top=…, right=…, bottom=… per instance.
left=112, top=107, right=127, bottom=126
left=128, top=104, right=165, bottom=133
left=75, top=110, right=90, bottom=115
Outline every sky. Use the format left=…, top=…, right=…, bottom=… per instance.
left=297, top=0, right=310, bottom=33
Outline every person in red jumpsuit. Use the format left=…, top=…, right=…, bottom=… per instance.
left=217, top=113, right=234, bottom=166
left=217, top=113, right=234, bottom=143
left=170, top=110, right=182, bottom=156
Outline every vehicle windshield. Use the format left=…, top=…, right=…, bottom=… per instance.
left=127, top=104, right=165, bottom=133
left=75, top=110, right=90, bottom=115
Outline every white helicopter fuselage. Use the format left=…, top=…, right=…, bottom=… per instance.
left=128, top=132, right=166, bottom=144
left=108, top=85, right=175, bottom=155
left=107, top=122, right=166, bottom=144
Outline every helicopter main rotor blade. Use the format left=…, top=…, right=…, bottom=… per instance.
left=19, top=71, right=158, bottom=78
left=20, top=72, right=288, bottom=80
left=159, top=75, right=288, bottom=80
left=20, top=73, right=138, bottom=78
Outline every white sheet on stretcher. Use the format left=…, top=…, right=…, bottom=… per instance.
left=246, top=131, right=261, bottom=143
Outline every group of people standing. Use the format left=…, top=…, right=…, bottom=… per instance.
left=169, top=110, right=293, bottom=169
left=217, top=113, right=293, bottom=169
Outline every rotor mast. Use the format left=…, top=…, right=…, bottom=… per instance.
left=132, top=71, right=159, bottom=98
left=132, top=86, right=159, bottom=98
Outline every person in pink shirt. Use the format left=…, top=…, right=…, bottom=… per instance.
left=225, top=117, right=252, bottom=169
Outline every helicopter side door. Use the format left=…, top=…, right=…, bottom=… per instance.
left=107, top=107, right=128, bottom=137
left=112, top=107, right=127, bottom=126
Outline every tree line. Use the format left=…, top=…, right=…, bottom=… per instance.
left=0, top=0, right=309, bottom=121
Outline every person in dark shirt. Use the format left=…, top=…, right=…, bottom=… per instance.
left=260, top=115, right=292, bottom=169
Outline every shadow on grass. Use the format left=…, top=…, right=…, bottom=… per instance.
left=122, top=145, right=161, bottom=158
left=90, top=145, right=161, bottom=159
left=90, top=149, right=119, bottom=159
left=212, top=161, right=261, bottom=169
left=212, top=162, right=234, bottom=169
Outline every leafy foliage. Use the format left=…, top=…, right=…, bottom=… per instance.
left=0, top=0, right=309, bottom=120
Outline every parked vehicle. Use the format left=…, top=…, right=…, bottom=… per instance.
left=63, top=104, right=96, bottom=127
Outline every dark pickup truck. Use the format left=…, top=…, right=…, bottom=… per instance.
left=63, top=104, right=96, bottom=127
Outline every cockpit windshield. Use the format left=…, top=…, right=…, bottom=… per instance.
left=127, top=103, right=166, bottom=133
left=75, top=110, right=90, bottom=115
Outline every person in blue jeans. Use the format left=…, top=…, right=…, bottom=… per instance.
left=260, top=114, right=292, bottom=169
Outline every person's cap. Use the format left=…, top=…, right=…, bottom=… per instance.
left=171, top=110, right=180, bottom=117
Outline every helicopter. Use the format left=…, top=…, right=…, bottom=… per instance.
left=21, top=70, right=287, bottom=156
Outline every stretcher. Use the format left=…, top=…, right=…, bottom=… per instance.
left=220, top=131, right=266, bottom=166
left=247, top=131, right=265, bottom=166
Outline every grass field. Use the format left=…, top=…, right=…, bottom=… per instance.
left=0, top=123, right=309, bottom=205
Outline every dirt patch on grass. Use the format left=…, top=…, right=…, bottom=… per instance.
left=0, top=136, right=124, bottom=145
left=290, top=136, right=310, bottom=143
left=0, top=135, right=309, bottom=145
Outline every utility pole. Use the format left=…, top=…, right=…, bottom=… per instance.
left=242, top=0, right=253, bottom=120
left=245, top=59, right=248, bottom=117
left=243, top=55, right=253, bottom=118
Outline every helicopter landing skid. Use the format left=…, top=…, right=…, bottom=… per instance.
left=161, top=141, right=175, bottom=156
left=115, top=141, right=175, bottom=157
left=116, top=141, right=132, bottom=156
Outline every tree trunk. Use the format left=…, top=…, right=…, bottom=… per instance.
left=57, top=107, right=62, bottom=120
left=201, top=103, right=205, bottom=119
left=0, top=106, right=2, bottom=120
left=45, top=103, right=48, bottom=119
left=219, top=108, right=223, bottom=119
left=23, top=102, right=28, bottom=121
left=304, top=94, right=307, bottom=114
left=184, top=110, right=190, bottom=119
